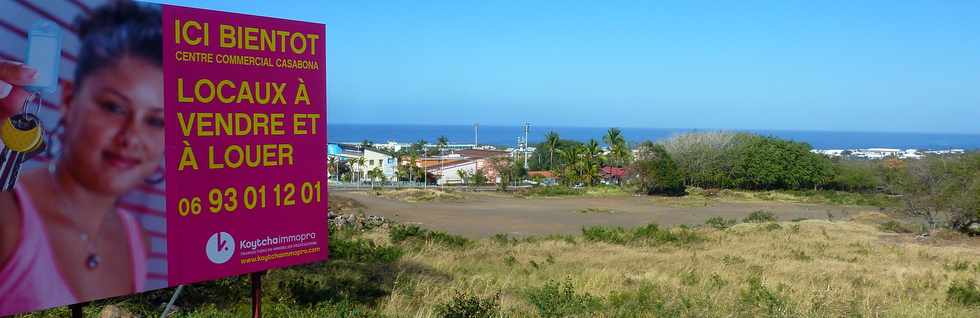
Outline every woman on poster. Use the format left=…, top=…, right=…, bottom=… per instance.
left=0, top=1, right=163, bottom=314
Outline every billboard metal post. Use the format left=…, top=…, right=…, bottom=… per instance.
left=251, top=271, right=265, bottom=318
left=160, top=285, right=185, bottom=318
left=70, top=303, right=83, bottom=318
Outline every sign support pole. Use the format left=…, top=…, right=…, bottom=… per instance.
left=70, top=303, right=84, bottom=318
left=160, top=285, right=185, bottom=318
left=251, top=271, right=265, bottom=318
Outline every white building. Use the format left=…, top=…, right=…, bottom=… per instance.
left=432, top=160, right=480, bottom=185
left=431, top=143, right=478, bottom=151
left=425, top=149, right=510, bottom=185
left=901, top=149, right=923, bottom=159
left=812, top=149, right=845, bottom=157
left=375, top=141, right=406, bottom=152
left=811, top=148, right=933, bottom=160
left=925, top=149, right=966, bottom=155
left=357, top=148, right=399, bottom=181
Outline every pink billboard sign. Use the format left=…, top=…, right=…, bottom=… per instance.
left=0, top=2, right=327, bottom=315
left=163, top=4, right=328, bottom=285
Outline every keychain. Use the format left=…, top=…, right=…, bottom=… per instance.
left=0, top=22, right=59, bottom=191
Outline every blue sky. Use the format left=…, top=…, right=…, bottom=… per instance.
left=156, top=1, right=980, bottom=134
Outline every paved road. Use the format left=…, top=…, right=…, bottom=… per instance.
left=330, top=191, right=874, bottom=238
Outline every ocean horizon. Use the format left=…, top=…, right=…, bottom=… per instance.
left=327, top=123, right=980, bottom=151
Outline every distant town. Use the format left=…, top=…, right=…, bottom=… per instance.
left=328, top=137, right=970, bottom=186
left=327, top=141, right=538, bottom=186
left=810, top=148, right=966, bottom=160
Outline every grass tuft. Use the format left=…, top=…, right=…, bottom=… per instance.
left=744, top=210, right=777, bottom=223
left=390, top=224, right=470, bottom=248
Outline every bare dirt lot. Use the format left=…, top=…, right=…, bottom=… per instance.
left=330, top=190, right=879, bottom=238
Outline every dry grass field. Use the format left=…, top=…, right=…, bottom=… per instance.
left=23, top=194, right=980, bottom=318
left=363, top=216, right=980, bottom=317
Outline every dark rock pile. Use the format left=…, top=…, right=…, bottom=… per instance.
left=328, top=210, right=390, bottom=230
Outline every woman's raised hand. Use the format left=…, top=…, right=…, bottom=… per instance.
left=0, top=60, right=38, bottom=122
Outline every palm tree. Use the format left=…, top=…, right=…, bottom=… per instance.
left=414, top=139, right=432, bottom=156
left=546, top=131, right=560, bottom=171
left=367, top=167, right=385, bottom=187
left=408, top=154, right=419, bottom=183
left=557, top=146, right=582, bottom=186
left=437, top=136, right=449, bottom=154
left=604, top=128, right=626, bottom=167
left=354, top=157, right=367, bottom=183
left=346, top=160, right=356, bottom=183
left=585, top=139, right=604, bottom=185
left=436, top=136, right=449, bottom=179
left=617, top=143, right=633, bottom=167
left=328, top=157, right=337, bottom=180
left=456, top=169, right=468, bottom=186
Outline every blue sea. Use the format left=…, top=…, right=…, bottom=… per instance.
left=328, top=124, right=980, bottom=150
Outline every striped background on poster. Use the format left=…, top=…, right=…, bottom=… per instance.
left=0, top=0, right=168, bottom=289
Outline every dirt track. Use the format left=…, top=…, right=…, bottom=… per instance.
left=330, top=191, right=877, bottom=238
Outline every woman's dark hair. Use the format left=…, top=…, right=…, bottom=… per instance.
left=73, top=0, right=162, bottom=86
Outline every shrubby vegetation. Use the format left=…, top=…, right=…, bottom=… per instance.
left=742, top=211, right=777, bottom=223
left=705, top=217, right=738, bottom=230
left=582, top=223, right=705, bottom=246
left=435, top=291, right=501, bottom=318
left=655, top=132, right=979, bottom=234
left=389, top=224, right=471, bottom=248
left=883, top=153, right=980, bottom=232
left=828, top=160, right=882, bottom=192
left=628, top=142, right=686, bottom=196
left=947, top=280, right=980, bottom=307
left=534, top=130, right=856, bottom=195
left=525, top=280, right=603, bottom=317
left=660, top=132, right=834, bottom=191
left=659, top=132, right=737, bottom=189
left=526, top=128, right=978, bottom=234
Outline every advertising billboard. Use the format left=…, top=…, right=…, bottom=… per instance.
left=0, top=1, right=328, bottom=315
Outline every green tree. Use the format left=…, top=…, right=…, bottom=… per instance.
left=546, top=131, right=561, bottom=171
left=945, top=154, right=980, bottom=232
left=490, top=157, right=516, bottom=191
left=603, top=128, right=631, bottom=167
left=473, top=168, right=488, bottom=186
left=628, top=141, right=686, bottom=196
left=397, top=155, right=426, bottom=183
left=411, top=140, right=427, bottom=156
left=583, top=139, right=604, bottom=186
left=437, top=136, right=449, bottom=155
left=456, top=169, right=469, bottom=186
left=530, top=139, right=587, bottom=172
left=829, top=160, right=882, bottom=192
left=367, top=167, right=386, bottom=186
left=660, top=132, right=738, bottom=188
left=360, top=140, right=373, bottom=150
left=728, top=134, right=833, bottom=190
left=337, top=162, right=352, bottom=182
left=888, top=154, right=980, bottom=231
left=557, top=146, right=584, bottom=186
left=352, top=157, right=367, bottom=183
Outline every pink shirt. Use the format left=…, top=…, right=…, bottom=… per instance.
left=0, top=184, right=147, bottom=316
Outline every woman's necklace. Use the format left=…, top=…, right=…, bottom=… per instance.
left=47, top=161, right=107, bottom=270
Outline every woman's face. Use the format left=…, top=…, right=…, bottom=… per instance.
left=61, top=57, right=164, bottom=195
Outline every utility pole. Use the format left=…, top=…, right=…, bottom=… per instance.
left=517, top=136, right=523, bottom=186
left=474, top=123, right=479, bottom=149
left=522, top=121, right=530, bottom=170
left=517, top=136, right=522, bottom=160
